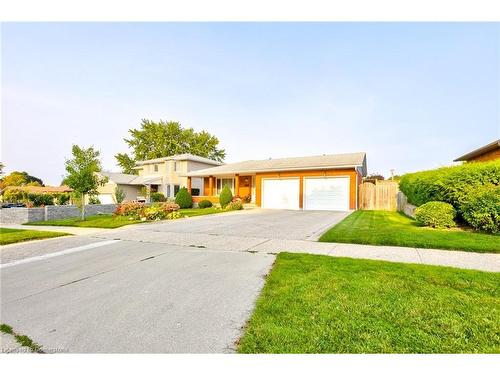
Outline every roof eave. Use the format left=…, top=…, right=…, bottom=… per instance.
left=453, top=139, right=500, bottom=162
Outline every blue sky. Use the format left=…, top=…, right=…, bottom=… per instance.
left=2, top=22, right=499, bottom=185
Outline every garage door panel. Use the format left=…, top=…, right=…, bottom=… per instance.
left=304, top=177, right=349, bottom=211
left=262, top=179, right=300, bottom=210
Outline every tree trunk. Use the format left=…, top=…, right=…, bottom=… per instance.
left=81, top=194, right=85, bottom=220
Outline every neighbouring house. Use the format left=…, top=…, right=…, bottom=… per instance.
left=1, top=185, right=73, bottom=195
left=454, top=139, right=500, bottom=163
left=185, top=152, right=367, bottom=211
left=97, top=153, right=223, bottom=203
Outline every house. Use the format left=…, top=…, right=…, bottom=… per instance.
left=185, top=152, right=367, bottom=211
left=454, top=139, right=500, bottom=163
left=97, top=153, right=223, bottom=203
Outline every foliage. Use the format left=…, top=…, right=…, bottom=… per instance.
left=64, top=145, right=106, bottom=219
left=115, top=153, right=138, bottom=175
left=114, top=201, right=145, bottom=216
left=238, top=253, right=500, bottom=353
left=142, top=202, right=181, bottom=220
left=399, top=160, right=500, bottom=208
left=197, top=199, right=213, bottom=208
left=233, top=194, right=251, bottom=203
left=224, top=200, right=243, bottom=211
left=175, top=187, right=193, bottom=209
left=2, top=189, right=27, bottom=203
left=319, top=211, right=500, bottom=253
left=414, top=201, right=456, bottom=229
left=0, top=171, right=43, bottom=187
left=151, top=192, right=166, bottom=202
left=460, top=185, right=500, bottom=234
left=88, top=195, right=101, bottom=205
left=114, top=186, right=126, bottom=203
left=54, top=193, right=70, bottom=205
left=219, top=184, right=233, bottom=208
left=365, top=173, right=385, bottom=181
left=115, top=119, right=226, bottom=171
left=166, top=211, right=183, bottom=220
left=28, top=193, right=54, bottom=207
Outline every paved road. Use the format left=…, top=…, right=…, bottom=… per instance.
left=0, top=209, right=347, bottom=353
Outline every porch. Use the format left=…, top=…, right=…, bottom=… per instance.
left=187, top=174, right=254, bottom=203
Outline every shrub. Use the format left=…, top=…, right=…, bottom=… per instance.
left=28, top=193, right=54, bottom=207
left=115, top=201, right=145, bottom=217
left=460, top=185, right=500, bottom=234
left=2, top=189, right=27, bottom=203
left=399, top=159, right=500, bottom=208
left=139, top=202, right=180, bottom=221
left=114, top=186, right=126, bottom=203
left=225, top=200, right=243, bottom=211
left=415, top=201, right=456, bottom=229
left=198, top=199, right=213, bottom=208
left=175, top=187, right=192, bottom=208
left=54, top=193, right=70, bottom=205
left=219, top=185, right=233, bottom=208
left=88, top=195, right=101, bottom=205
left=150, top=192, right=166, bottom=202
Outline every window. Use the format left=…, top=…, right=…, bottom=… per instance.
left=173, top=162, right=178, bottom=172
left=174, top=185, right=180, bottom=196
left=216, top=178, right=234, bottom=194
left=154, top=164, right=159, bottom=172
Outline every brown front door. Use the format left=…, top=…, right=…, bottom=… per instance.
left=238, top=176, right=252, bottom=199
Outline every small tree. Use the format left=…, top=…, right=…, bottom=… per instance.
left=114, top=186, right=126, bottom=203
left=64, top=145, right=106, bottom=219
left=219, top=185, right=233, bottom=208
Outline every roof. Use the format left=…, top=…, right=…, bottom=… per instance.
left=100, top=172, right=162, bottom=185
left=2, top=185, right=73, bottom=194
left=134, top=153, right=223, bottom=167
left=186, top=152, right=367, bottom=177
left=454, top=139, right=500, bottom=162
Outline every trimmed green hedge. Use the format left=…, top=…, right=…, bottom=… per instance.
left=399, top=160, right=500, bottom=208
left=460, top=185, right=500, bottom=234
left=415, top=201, right=456, bottom=229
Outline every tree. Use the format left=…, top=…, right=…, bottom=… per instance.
left=115, top=119, right=226, bottom=172
left=0, top=171, right=43, bottom=187
left=219, top=185, right=233, bottom=208
left=64, top=145, right=106, bottom=219
left=114, top=186, right=126, bottom=203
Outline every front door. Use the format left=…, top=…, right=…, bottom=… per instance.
left=238, top=175, right=252, bottom=199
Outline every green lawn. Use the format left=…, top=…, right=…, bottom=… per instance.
left=0, top=228, right=70, bottom=245
left=319, top=210, right=500, bottom=253
left=27, top=207, right=222, bottom=228
left=238, top=253, right=500, bottom=354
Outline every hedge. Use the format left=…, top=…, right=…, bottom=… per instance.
left=399, top=159, right=500, bottom=208
left=414, top=201, right=456, bottom=229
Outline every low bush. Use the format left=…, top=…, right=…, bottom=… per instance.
left=2, top=189, right=27, bottom=203
left=167, top=211, right=183, bottom=220
left=114, top=201, right=145, bottom=217
left=54, top=193, right=70, bottom=205
left=198, top=199, right=213, bottom=208
left=225, top=200, right=243, bottom=211
left=219, top=185, right=233, bottom=208
left=460, top=185, right=500, bottom=234
left=150, top=192, right=166, bottom=202
left=399, top=159, right=500, bottom=207
left=88, top=196, right=101, bottom=205
left=28, top=193, right=54, bottom=207
left=114, top=186, right=126, bottom=203
left=175, top=187, right=193, bottom=209
left=415, top=201, right=456, bottom=229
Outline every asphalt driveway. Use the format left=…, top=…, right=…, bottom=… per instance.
left=1, top=209, right=347, bottom=353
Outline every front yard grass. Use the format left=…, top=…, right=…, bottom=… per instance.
left=238, top=253, right=500, bottom=353
left=319, top=210, right=500, bottom=253
left=27, top=207, right=223, bottom=228
left=0, top=228, right=70, bottom=245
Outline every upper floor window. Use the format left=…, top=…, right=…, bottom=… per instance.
left=154, top=164, right=159, bottom=172
left=174, top=162, right=178, bottom=172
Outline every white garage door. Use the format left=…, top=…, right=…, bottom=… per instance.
left=98, top=194, right=114, bottom=204
left=262, top=178, right=300, bottom=210
left=304, top=177, right=350, bottom=211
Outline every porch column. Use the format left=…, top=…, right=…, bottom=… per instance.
left=187, top=176, right=192, bottom=194
left=234, top=174, right=240, bottom=196
left=208, top=176, right=214, bottom=196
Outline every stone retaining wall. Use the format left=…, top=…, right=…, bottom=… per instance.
left=0, top=204, right=117, bottom=224
left=396, top=192, right=417, bottom=218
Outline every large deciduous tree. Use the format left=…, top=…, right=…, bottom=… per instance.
left=115, top=120, right=226, bottom=173
left=64, top=145, right=106, bottom=220
left=0, top=171, right=43, bottom=187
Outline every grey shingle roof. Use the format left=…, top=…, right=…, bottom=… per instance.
left=186, top=152, right=367, bottom=177
left=100, top=172, right=162, bottom=185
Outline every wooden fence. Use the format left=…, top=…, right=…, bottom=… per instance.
left=359, top=180, right=399, bottom=211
